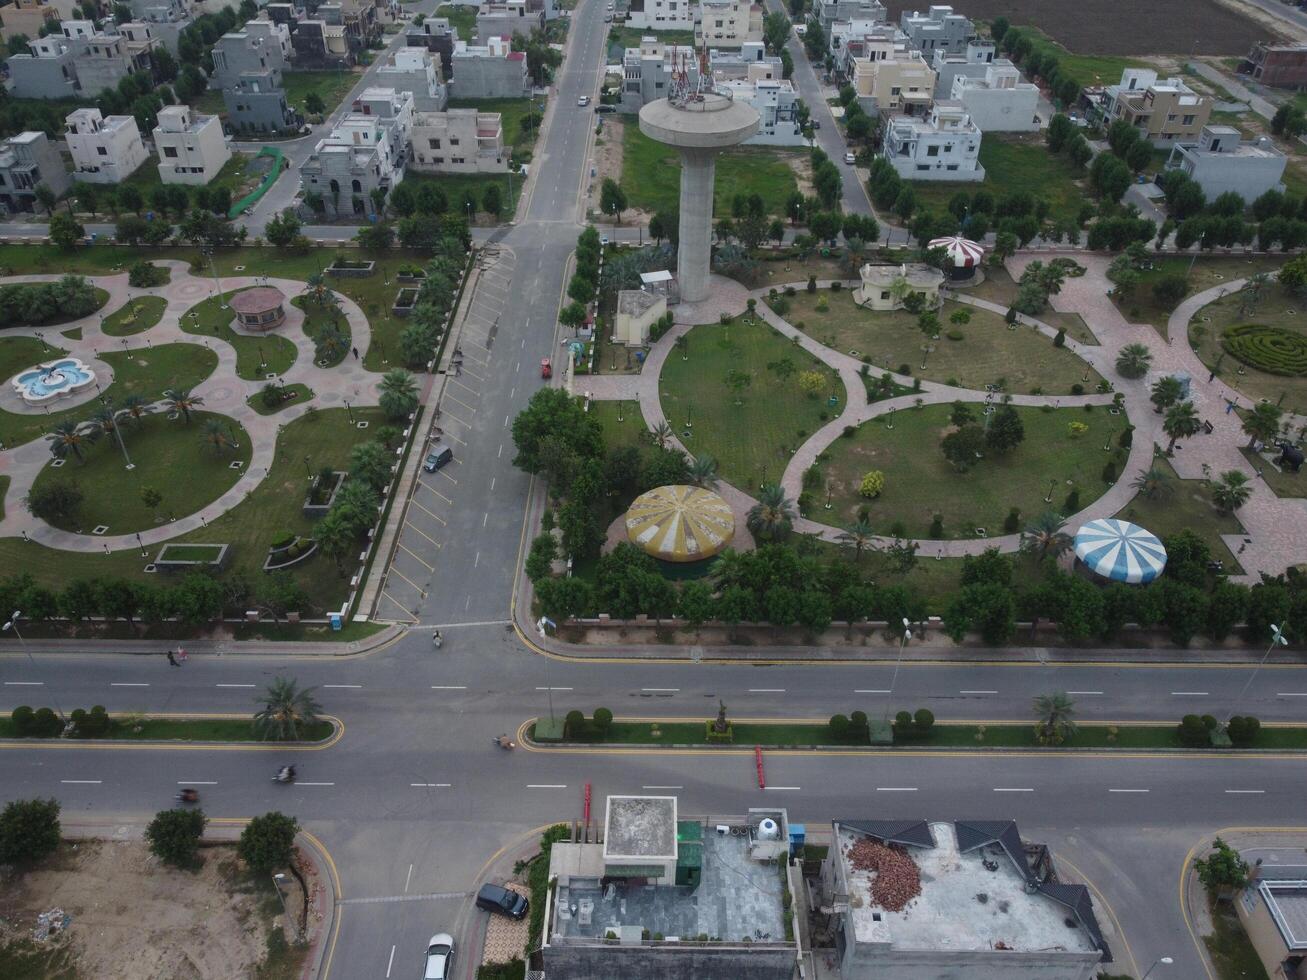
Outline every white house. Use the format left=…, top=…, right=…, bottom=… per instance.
left=716, top=72, right=803, bottom=145
left=625, top=0, right=694, bottom=31
left=694, top=0, right=762, bottom=49
left=1166, top=125, right=1286, bottom=203
left=409, top=108, right=509, bottom=174
left=949, top=61, right=1039, bottom=132
left=881, top=100, right=984, bottom=181
left=151, top=104, right=232, bottom=185
left=64, top=108, right=148, bottom=183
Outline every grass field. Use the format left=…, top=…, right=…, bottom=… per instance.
left=436, top=3, right=477, bottom=39
left=819, top=403, right=1128, bottom=538
left=30, top=411, right=253, bottom=534
left=658, top=317, right=846, bottom=491
left=180, top=290, right=299, bottom=380
left=0, top=335, right=65, bottom=381
left=282, top=70, right=359, bottom=116
left=117, top=152, right=258, bottom=213
left=248, top=383, right=315, bottom=415
left=783, top=288, right=1100, bottom=393
left=1115, top=457, right=1245, bottom=570
left=1205, top=903, right=1272, bottom=980
left=1114, top=254, right=1284, bottom=333
left=1246, top=446, right=1307, bottom=499
left=589, top=399, right=647, bottom=454
left=101, top=295, right=168, bottom=337
left=1189, top=282, right=1307, bottom=414
left=907, top=135, right=1089, bottom=225
left=0, top=343, right=218, bottom=449
left=292, top=295, right=351, bottom=368
left=963, top=267, right=1097, bottom=343
left=606, top=25, right=694, bottom=52
left=621, top=122, right=800, bottom=217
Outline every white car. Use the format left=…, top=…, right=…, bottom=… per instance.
left=844, top=151, right=856, bottom=165
left=578, top=95, right=590, bottom=107
left=424, top=933, right=453, bottom=980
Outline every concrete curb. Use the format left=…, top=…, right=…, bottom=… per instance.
left=0, top=623, right=406, bottom=657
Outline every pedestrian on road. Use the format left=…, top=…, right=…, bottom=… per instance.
left=166, top=650, right=179, bottom=667
left=177, top=647, right=187, bottom=663
left=352, top=347, right=359, bottom=359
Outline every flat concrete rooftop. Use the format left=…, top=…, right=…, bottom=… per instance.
left=605, top=795, right=677, bottom=860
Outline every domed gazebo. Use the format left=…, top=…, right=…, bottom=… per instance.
left=926, top=235, right=985, bottom=282
left=1073, top=519, right=1168, bottom=584
left=230, top=286, right=287, bottom=332
left=625, top=484, right=735, bottom=563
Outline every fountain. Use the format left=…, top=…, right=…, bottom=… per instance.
left=12, top=358, right=97, bottom=405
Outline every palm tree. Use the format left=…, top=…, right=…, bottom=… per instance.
left=1021, top=511, right=1072, bottom=560
left=1163, top=400, right=1201, bottom=453
left=1237, top=272, right=1270, bottom=318
left=88, top=405, right=121, bottom=440
left=46, top=419, right=93, bottom=462
left=838, top=519, right=876, bottom=562
left=201, top=418, right=235, bottom=454
left=1115, top=343, right=1153, bottom=379
left=747, top=483, right=795, bottom=541
left=164, top=387, right=204, bottom=424
left=649, top=421, right=673, bottom=449
left=710, top=548, right=748, bottom=591
left=687, top=453, right=718, bottom=487
left=1032, top=692, right=1078, bottom=745
left=1242, top=401, right=1283, bottom=450
left=253, top=677, right=323, bottom=741
left=117, top=394, right=153, bottom=426
left=1149, top=376, right=1183, bottom=414
left=1130, top=465, right=1174, bottom=499
left=314, top=321, right=348, bottom=364
left=1211, top=470, right=1253, bottom=513
left=378, top=369, right=418, bottom=420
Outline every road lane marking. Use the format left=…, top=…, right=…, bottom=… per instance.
left=386, top=944, right=396, bottom=978
left=1066, top=691, right=1103, bottom=695
left=1108, top=788, right=1150, bottom=793
left=854, top=689, right=890, bottom=693
left=431, top=685, right=467, bottom=690
left=643, top=785, right=683, bottom=790
left=536, top=686, right=572, bottom=691
left=405, top=863, right=413, bottom=893
left=766, top=786, right=802, bottom=791
left=748, top=688, right=785, bottom=693
left=1171, top=691, right=1209, bottom=696
left=410, top=783, right=451, bottom=788
left=960, top=690, right=997, bottom=694
left=61, top=780, right=101, bottom=784
left=4, top=680, right=43, bottom=685
left=1225, top=789, right=1265, bottom=794
left=993, top=788, right=1034, bottom=793
left=323, top=684, right=362, bottom=689
left=110, top=682, right=149, bottom=687
left=877, top=787, right=917, bottom=792
left=1278, top=692, right=1307, bottom=697
left=641, top=688, right=680, bottom=692
left=216, top=683, right=255, bottom=688
left=299, top=781, right=335, bottom=786
left=527, top=784, right=567, bottom=788
left=176, top=780, right=218, bottom=785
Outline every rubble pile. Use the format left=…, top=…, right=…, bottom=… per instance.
left=848, top=839, right=921, bottom=911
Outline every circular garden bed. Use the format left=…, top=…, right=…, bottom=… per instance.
left=1221, top=323, right=1307, bottom=376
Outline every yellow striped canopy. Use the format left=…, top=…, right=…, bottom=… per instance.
left=624, top=485, right=735, bottom=563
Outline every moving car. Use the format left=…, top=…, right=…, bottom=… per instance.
left=578, top=95, right=590, bottom=106
left=423, top=443, right=453, bottom=472
left=476, top=883, right=529, bottom=919
left=844, top=151, right=856, bottom=164
left=424, top=933, right=453, bottom=980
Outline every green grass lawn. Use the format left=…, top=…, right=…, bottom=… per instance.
left=281, top=70, right=359, bottom=116
left=1019, top=28, right=1149, bottom=89
left=117, top=152, right=258, bottom=213
left=0, top=335, right=66, bottom=380
left=1245, top=446, right=1307, bottom=499
left=621, top=120, right=800, bottom=216
left=180, top=290, right=298, bottom=380
left=0, top=343, right=218, bottom=449
left=247, top=382, right=315, bottom=415
left=590, top=399, right=647, bottom=454
left=908, top=135, right=1089, bottom=225
left=101, top=295, right=168, bottom=337
left=30, top=410, right=252, bottom=533
left=1114, top=254, right=1285, bottom=333
left=820, top=403, right=1127, bottom=538
left=783, top=288, right=1100, bottom=394
left=1189, top=282, right=1307, bottom=414
left=0, top=716, right=334, bottom=742
left=1115, top=457, right=1245, bottom=570
left=292, top=296, right=351, bottom=367
left=1205, top=903, right=1271, bottom=980
left=658, top=317, right=845, bottom=491
left=436, top=3, right=476, bottom=40
left=962, top=267, right=1096, bottom=343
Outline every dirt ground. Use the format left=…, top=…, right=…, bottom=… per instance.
left=0, top=839, right=313, bottom=980
left=880, top=0, right=1278, bottom=55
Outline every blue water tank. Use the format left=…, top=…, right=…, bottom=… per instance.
left=789, top=823, right=806, bottom=855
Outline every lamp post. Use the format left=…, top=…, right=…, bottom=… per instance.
left=201, top=245, right=226, bottom=308
left=135, top=532, right=146, bottom=558
left=1226, top=623, right=1289, bottom=725
left=1141, top=956, right=1173, bottom=979
left=1044, top=478, right=1057, bottom=503
left=103, top=403, right=134, bottom=470
left=271, top=873, right=299, bottom=943
left=4, top=612, right=65, bottom=721
left=882, top=618, right=911, bottom=723
left=343, top=399, right=354, bottom=423
left=303, top=456, right=312, bottom=480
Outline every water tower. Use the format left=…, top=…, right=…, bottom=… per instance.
left=638, top=50, right=759, bottom=304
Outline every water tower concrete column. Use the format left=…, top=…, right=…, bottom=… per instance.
left=677, top=147, right=716, bottom=303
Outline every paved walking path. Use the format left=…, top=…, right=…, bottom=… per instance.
left=0, top=261, right=384, bottom=552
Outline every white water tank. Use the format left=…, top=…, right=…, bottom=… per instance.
left=757, top=817, right=780, bottom=840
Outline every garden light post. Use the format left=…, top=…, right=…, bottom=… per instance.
left=1187, top=233, right=1205, bottom=276
left=304, top=456, right=312, bottom=480
left=135, top=532, right=146, bottom=557
left=882, top=618, right=911, bottom=723
left=103, top=403, right=134, bottom=471
left=272, top=873, right=299, bottom=943
left=1141, top=957, right=1173, bottom=979
left=344, top=399, right=354, bottom=423
left=4, top=612, right=65, bottom=721
left=1044, top=478, right=1056, bottom=503
left=201, top=245, right=226, bottom=308
left=920, top=344, right=933, bottom=371
left=1227, top=623, right=1289, bottom=725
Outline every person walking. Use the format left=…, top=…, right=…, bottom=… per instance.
left=166, top=650, right=179, bottom=667
left=352, top=347, right=359, bottom=360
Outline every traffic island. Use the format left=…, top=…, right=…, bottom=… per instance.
left=0, top=712, right=340, bottom=745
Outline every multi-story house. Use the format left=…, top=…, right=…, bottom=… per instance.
left=709, top=40, right=778, bottom=80
left=852, top=44, right=935, bottom=116
left=899, top=4, right=971, bottom=57
left=716, top=70, right=802, bottom=145
left=349, top=86, right=413, bottom=173
left=476, top=0, right=543, bottom=40
left=810, top=0, right=883, bottom=35
left=5, top=34, right=81, bottom=98
left=450, top=34, right=529, bottom=98
left=829, top=20, right=898, bottom=76
left=404, top=16, right=457, bottom=77
left=0, top=131, right=70, bottom=213
left=375, top=47, right=448, bottom=111
left=950, top=60, right=1039, bottom=132
left=63, top=20, right=147, bottom=93
left=125, top=0, right=196, bottom=54
left=409, top=107, right=509, bottom=174
left=300, top=113, right=406, bottom=218
left=620, top=36, right=696, bottom=111
left=1243, top=41, right=1307, bottom=89
left=625, top=0, right=694, bottom=32
left=0, top=0, right=61, bottom=44
left=210, top=21, right=290, bottom=87
left=694, top=0, right=762, bottom=49
left=65, top=108, right=148, bottom=183
left=1102, top=68, right=1211, bottom=146
left=881, top=100, right=984, bottom=181
left=930, top=37, right=994, bottom=97
left=292, top=16, right=352, bottom=68
left=224, top=69, right=302, bottom=134
left=1166, top=125, right=1286, bottom=202
left=152, top=103, right=231, bottom=184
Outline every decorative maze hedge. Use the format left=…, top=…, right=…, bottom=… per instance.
left=1222, top=323, right=1307, bottom=376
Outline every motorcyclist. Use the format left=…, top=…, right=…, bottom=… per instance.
left=432, top=630, right=443, bottom=648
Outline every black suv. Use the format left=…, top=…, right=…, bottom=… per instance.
left=475, top=883, right=529, bottom=919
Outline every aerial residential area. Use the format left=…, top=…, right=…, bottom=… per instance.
left=3, top=0, right=1307, bottom=977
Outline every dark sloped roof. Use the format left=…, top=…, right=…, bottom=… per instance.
left=840, top=820, right=936, bottom=849
left=1038, top=881, right=1111, bottom=962
left=955, top=820, right=1033, bottom=885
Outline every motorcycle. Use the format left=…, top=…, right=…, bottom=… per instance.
left=273, top=765, right=297, bottom=784
left=175, top=788, right=199, bottom=804
left=493, top=734, right=515, bottom=750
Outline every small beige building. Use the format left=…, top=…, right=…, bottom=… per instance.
left=854, top=262, right=944, bottom=311
left=852, top=50, right=937, bottom=116
left=409, top=108, right=509, bottom=174
left=152, top=105, right=232, bottom=186
left=613, top=289, right=666, bottom=347
left=1104, top=69, right=1212, bottom=147
left=1236, top=868, right=1307, bottom=980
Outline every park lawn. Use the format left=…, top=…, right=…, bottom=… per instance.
left=1113, top=254, right=1285, bottom=333
left=961, top=267, right=1097, bottom=344
left=1245, top=446, right=1307, bottom=499
left=0, top=343, right=218, bottom=449
left=181, top=289, right=299, bottom=380
left=293, top=295, right=351, bottom=367
left=446, top=96, right=541, bottom=153
left=1115, top=457, right=1245, bottom=570
left=820, top=403, right=1127, bottom=538
left=784, top=288, right=1100, bottom=394
left=0, top=335, right=66, bottom=380
left=191, top=87, right=226, bottom=116
left=1188, top=282, right=1307, bottom=414
left=658, top=317, right=846, bottom=491
left=621, top=122, right=800, bottom=217
left=30, top=410, right=253, bottom=534
left=907, top=135, right=1089, bottom=226
left=102, top=295, right=168, bottom=337
left=281, top=70, right=359, bottom=116
left=436, top=3, right=477, bottom=40
left=117, top=152, right=256, bottom=213
left=247, top=382, right=315, bottom=415
left=397, top=170, right=521, bottom=223
left=589, top=399, right=647, bottom=454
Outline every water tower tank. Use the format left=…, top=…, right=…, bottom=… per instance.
left=757, top=818, right=780, bottom=840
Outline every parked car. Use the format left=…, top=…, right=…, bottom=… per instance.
left=424, top=934, right=453, bottom=980
left=595, top=104, right=617, bottom=114
left=578, top=95, right=590, bottom=107
left=423, top=443, right=453, bottom=472
left=844, top=151, right=856, bottom=164
left=476, top=883, right=529, bottom=919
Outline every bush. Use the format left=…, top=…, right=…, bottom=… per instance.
left=1053, top=328, right=1066, bottom=347
left=929, top=514, right=944, bottom=538
left=145, top=806, right=206, bottom=868
left=31, top=707, right=62, bottom=737
left=945, top=329, right=964, bottom=341
left=128, top=261, right=168, bottom=288
left=1221, top=323, right=1307, bottom=376
left=592, top=707, right=613, bottom=734
left=1071, top=383, right=1084, bottom=395
left=11, top=705, right=34, bottom=736
left=807, top=276, right=817, bottom=293
left=1177, top=714, right=1211, bottom=747
left=831, top=280, right=842, bottom=291
left=849, top=710, right=868, bottom=733
left=828, top=713, right=850, bottom=737
left=913, top=708, right=934, bottom=732
left=1003, top=507, right=1021, bottom=532
left=1064, top=489, right=1081, bottom=512
left=1102, top=461, right=1117, bottom=483
left=859, top=470, right=885, bottom=498
left=260, top=383, right=283, bottom=409
left=564, top=710, right=585, bottom=737
left=1226, top=715, right=1261, bottom=747
left=238, top=811, right=299, bottom=873
left=0, top=798, right=61, bottom=865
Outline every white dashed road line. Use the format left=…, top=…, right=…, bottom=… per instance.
left=1225, top=789, right=1265, bottom=794
left=4, top=681, right=42, bottom=685
left=1171, top=691, right=1209, bottom=696
left=527, top=784, right=567, bottom=789
left=877, top=787, right=917, bottom=792
left=1108, top=788, right=1150, bottom=794
left=61, top=780, right=101, bottom=785
left=217, top=683, right=256, bottom=688
left=993, top=788, right=1034, bottom=793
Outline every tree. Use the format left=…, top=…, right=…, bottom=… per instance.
left=33, top=185, right=56, bottom=215
left=1163, top=400, right=1201, bottom=453
left=482, top=183, right=503, bottom=219
left=724, top=368, right=752, bottom=405
left=254, top=677, right=323, bottom=741
left=378, top=369, right=418, bottom=420
left=238, top=811, right=299, bottom=873
left=48, top=211, right=84, bottom=250
left=1107, top=255, right=1141, bottom=297
left=1022, top=511, right=1072, bottom=560
left=146, top=807, right=206, bottom=868
left=1242, top=401, right=1283, bottom=449
left=747, top=484, right=795, bottom=541
left=313, top=321, right=349, bottom=365
left=1130, top=465, right=1173, bottom=499
left=1032, top=692, right=1078, bottom=745
left=1115, top=343, right=1153, bottom=379
left=164, top=387, right=204, bottom=424
left=0, top=798, right=61, bottom=865
left=1150, top=375, right=1183, bottom=413
left=940, top=424, right=985, bottom=471
left=838, top=519, right=875, bottom=562
left=984, top=404, right=1024, bottom=454
left=944, top=583, right=1015, bottom=644
left=45, top=419, right=92, bottom=462
left=1195, top=838, right=1250, bottom=893
left=201, top=417, right=235, bottom=454
left=600, top=178, right=627, bottom=224
left=687, top=453, right=718, bottom=487
left=349, top=440, right=393, bottom=492
left=1045, top=113, right=1073, bottom=153
left=264, top=209, right=306, bottom=250
left=1211, top=470, right=1252, bottom=513
left=304, top=91, right=325, bottom=115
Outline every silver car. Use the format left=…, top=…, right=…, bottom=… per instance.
left=424, top=933, right=453, bottom=980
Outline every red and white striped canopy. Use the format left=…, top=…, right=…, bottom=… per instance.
left=927, top=235, right=985, bottom=268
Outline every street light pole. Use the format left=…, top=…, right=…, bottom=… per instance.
left=882, top=618, right=911, bottom=723
left=1226, top=623, right=1289, bottom=724
left=271, top=873, right=299, bottom=943
left=1141, top=956, right=1173, bottom=979
left=3, top=612, right=66, bottom=721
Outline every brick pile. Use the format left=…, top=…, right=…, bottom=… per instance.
left=847, top=839, right=921, bottom=911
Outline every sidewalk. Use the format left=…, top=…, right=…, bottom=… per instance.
left=2, top=623, right=405, bottom=657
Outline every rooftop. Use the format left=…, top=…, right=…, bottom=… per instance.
left=618, top=289, right=662, bottom=317
left=1257, top=870, right=1307, bottom=951
left=230, top=286, right=286, bottom=314
left=605, top=795, right=677, bottom=861
left=860, top=262, right=943, bottom=289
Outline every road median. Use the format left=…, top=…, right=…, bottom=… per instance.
left=0, top=713, right=341, bottom=748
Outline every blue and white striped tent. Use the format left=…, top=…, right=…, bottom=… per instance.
left=1073, top=519, right=1168, bottom=584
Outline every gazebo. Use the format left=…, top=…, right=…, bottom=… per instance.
left=230, top=286, right=287, bottom=332
left=926, top=235, right=985, bottom=282
left=624, top=485, right=735, bottom=563
left=1073, top=519, right=1168, bottom=584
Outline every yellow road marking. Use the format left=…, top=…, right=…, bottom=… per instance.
left=397, top=543, right=434, bottom=573
left=386, top=564, right=424, bottom=596
left=378, top=590, right=419, bottom=622
left=1057, top=853, right=1139, bottom=977
left=408, top=496, right=447, bottom=525
left=403, top=520, right=443, bottom=548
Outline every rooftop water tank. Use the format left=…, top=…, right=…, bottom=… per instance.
left=758, top=817, right=780, bottom=840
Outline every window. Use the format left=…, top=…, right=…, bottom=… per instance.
left=946, top=164, right=958, bottom=170
left=917, top=164, right=929, bottom=171
left=1182, top=114, right=1195, bottom=125
left=96, top=145, right=107, bottom=155
left=428, top=138, right=440, bottom=149
left=450, top=137, right=460, bottom=145
left=926, top=145, right=938, bottom=157
left=880, top=290, right=889, bottom=300
left=890, top=86, right=900, bottom=96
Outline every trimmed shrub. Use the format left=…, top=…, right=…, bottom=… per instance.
left=1053, top=328, right=1066, bottom=347
left=1177, top=714, right=1210, bottom=747
left=850, top=710, right=868, bottom=733
left=11, top=706, right=34, bottom=736
left=31, top=707, right=61, bottom=737
left=1003, top=507, right=1021, bottom=533
left=929, top=514, right=944, bottom=538
left=592, top=707, right=613, bottom=734
left=859, top=470, right=885, bottom=498
left=828, top=713, right=850, bottom=737
left=564, top=710, right=585, bottom=737
left=913, top=708, right=935, bottom=732
left=1226, top=715, right=1261, bottom=747
left=1221, top=323, right=1307, bottom=376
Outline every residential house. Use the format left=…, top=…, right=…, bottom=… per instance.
left=949, top=61, right=1039, bottom=132
left=450, top=34, right=528, bottom=98
left=291, top=16, right=352, bottom=68
left=1235, top=858, right=1307, bottom=980
left=116, top=20, right=161, bottom=71
left=694, top=0, right=762, bottom=50
left=62, top=20, right=148, bottom=93
left=152, top=104, right=231, bottom=184
left=210, top=22, right=290, bottom=88
left=349, top=85, right=413, bottom=172
left=64, top=107, right=148, bottom=183
left=819, top=819, right=1109, bottom=979
left=0, top=0, right=61, bottom=44
left=624, top=0, right=694, bottom=32
left=335, top=0, right=380, bottom=50
left=851, top=44, right=936, bottom=116
left=223, top=69, right=302, bottom=134
left=709, top=40, right=779, bottom=80
left=409, top=107, right=508, bottom=174
left=404, top=16, right=457, bottom=77
left=930, top=37, right=994, bottom=97
left=375, top=47, right=448, bottom=111
left=899, top=4, right=971, bottom=57
left=1243, top=41, right=1307, bottom=89
left=881, top=101, right=984, bottom=181
left=5, top=35, right=80, bottom=98
left=717, top=70, right=802, bottom=145
left=1102, top=68, right=1211, bottom=146
left=0, top=131, right=70, bottom=212
left=541, top=796, right=797, bottom=979
left=125, top=0, right=196, bottom=55
left=620, top=36, right=696, bottom=112
left=829, top=20, right=899, bottom=77
left=811, top=0, right=884, bottom=35
left=299, top=113, right=405, bottom=217
left=476, top=0, right=542, bottom=40
left=1166, top=124, right=1286, bottom=202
